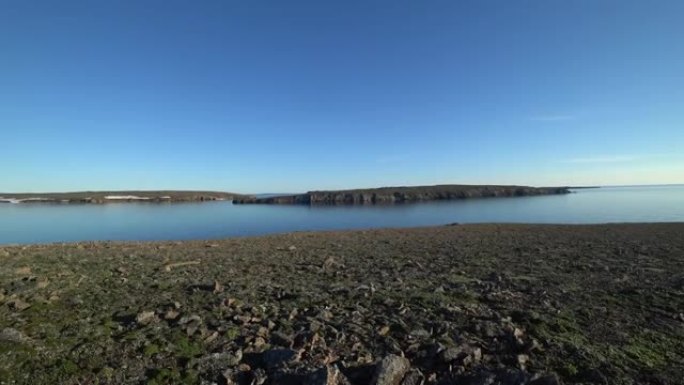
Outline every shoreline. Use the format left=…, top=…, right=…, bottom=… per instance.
left=0, top=221, right=682, bottom=248
left=1, top=223, right=682, bottom=384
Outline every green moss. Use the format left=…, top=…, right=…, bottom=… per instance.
left=101, top=366, right=115, bottom=381
left=448, top=274, right=479, bottom=284
left=624, top=343, right=665, bottom=367
left=561, top=362, right=579, bottom=376
left=409, top=291, right=446, bottom=305
left=144, top=343, right=161, bottom=357
left=57, top=358, right=79, bottom=376
left=225, top=326, right=240, bottom=341
left=147, top=368, right=181, bottom=385
left=146, top=368, right=198, bottom=385
left=623, top=331, right=677, bottom=368
left=173, top=336, right=202, bottom=359
left=533, top=315, right=589, bottom=348
left=181, top=369, right=199, bottom=385
left=530, top=313, right=683, bottom=380
left=102, top=319, right=119, bottom=330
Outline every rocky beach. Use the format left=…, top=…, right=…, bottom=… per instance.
left=1, top=224, right=683, bottom=385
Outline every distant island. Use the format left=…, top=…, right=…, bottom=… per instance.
left=0, top=191, right=252, bottom=204
left=0, top=185, right=574, bottom=205
left=233, top=184, right=571, bottom=205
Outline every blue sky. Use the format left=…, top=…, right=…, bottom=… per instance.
left=2, top=0, right=683, bottom=193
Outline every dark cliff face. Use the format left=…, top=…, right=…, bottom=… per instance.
left=233, top=185, right=571, bottom=205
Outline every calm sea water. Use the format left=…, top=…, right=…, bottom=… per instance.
left=0, top=185, right=682, bottom=245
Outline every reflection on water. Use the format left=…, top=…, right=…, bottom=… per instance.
left=0, top=185, right=682, bottom=244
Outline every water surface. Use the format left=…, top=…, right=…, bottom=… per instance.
left=0, top=185, right=682, bottom=244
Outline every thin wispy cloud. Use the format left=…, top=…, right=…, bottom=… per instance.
left=562, top=153, right=679, bottom=164
left=529, top=115, right=575, bottom=122
left=563, top=155, right=638, bottom=164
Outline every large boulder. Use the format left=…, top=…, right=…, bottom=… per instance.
left=372, top=355, right=411, bottom=385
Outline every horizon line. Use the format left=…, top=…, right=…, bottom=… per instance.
left=2, top=183, right=683, bottom=196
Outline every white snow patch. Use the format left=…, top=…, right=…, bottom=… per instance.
left=0, top=197, right=51, bottom=203
left=104, top=195, right=151, bottom=200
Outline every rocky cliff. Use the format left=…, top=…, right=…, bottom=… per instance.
left=233, top=185, right=570, bottom=205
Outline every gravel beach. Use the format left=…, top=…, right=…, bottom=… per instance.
left=1, top=224, right=683, bottom=385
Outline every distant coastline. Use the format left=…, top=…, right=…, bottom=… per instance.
left=0, top=185, right=585, bottom=205
left=233, top=184, right=571, bottom=205
left=0, top=191, right=252, bottom=204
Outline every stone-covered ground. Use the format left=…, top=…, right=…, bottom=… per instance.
left=1, top=224, right=683, bottom=385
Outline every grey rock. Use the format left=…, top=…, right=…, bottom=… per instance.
left=164, top=309, right=180, bottom=320
left=186, top=320, right=201, bottom=336
left=439, top=344, right=481, bottom=365
left=222, top=369, right=237, bottom=385
left=372, top=354, right=410, bottom=385
left=213, top=280, right=224, bottom=293
left=0, top=328, right=30, bottom=344
left=136, top=310, right=157, bottom=325
left=439, top=347, right=464, bottom=362
left=410, top=329, right=430, bottom=339
left=7, top=299, right=31, bottom=311
left=310, top=320, right=323, bottom=333
left=179, top=314, right=202, bottom=324
left=401, top=369, right=424, bottom=385
left=204, top=350, right=243, bottom=367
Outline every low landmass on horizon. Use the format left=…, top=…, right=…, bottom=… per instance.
left=233, top=184, right=571, bottom=205
left=0, top=185, right=571, bottom=205
left=0, top=191, right=250, bottom=204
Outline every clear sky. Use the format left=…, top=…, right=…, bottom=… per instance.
left=2, top=1, right=683, bottom=193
